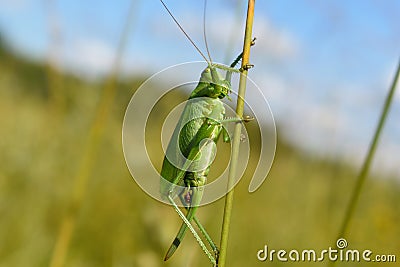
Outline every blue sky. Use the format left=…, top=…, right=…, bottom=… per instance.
left=0, top=0, right=399, bottom=176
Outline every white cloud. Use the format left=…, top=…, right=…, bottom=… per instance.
left=204, top=14, right=299, bottom=61
left=61, top=37, right=115, bottom=78
left=152, top=9, right=299, bottom=62
left=252, top=17, right=299, bottom=60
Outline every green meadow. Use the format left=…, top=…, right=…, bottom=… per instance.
left=0, top=35, right=399, bottom=267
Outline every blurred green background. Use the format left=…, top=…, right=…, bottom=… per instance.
left=0, top=1, right=399, bottom=266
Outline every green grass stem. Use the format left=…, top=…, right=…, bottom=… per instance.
left=337, top=59, right=400, bottom=239
left=218, top=1, right=255, bottom=266
left=48, top=2, right=139, bottom=267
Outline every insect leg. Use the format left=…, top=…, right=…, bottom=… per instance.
left=230, top=37, right=256, bottom=68
left=177, top=192, right=219, bottom=256
left=216, top=116, right=254, bottom=143
left=193, top=216, right=219, bottom=256
left=166, top=189, right=217, bottom=265
left=221, top=115, right=254, bottom=124
left=179, top=192, right=219, bottom=255
left=177, top=190, right=219, bottom=255
left=224, top=37, right=257, bottom=81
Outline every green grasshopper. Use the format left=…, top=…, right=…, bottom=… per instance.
left=159, top=0, right=254, bottom=265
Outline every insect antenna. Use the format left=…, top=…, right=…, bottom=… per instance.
left=202, top=0, right=213, bottom=64
left=159, top=0, right=210, bottom=64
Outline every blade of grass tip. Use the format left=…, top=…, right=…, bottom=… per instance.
left=329, top=59, right=400, bottom=267
left=48, top=2, right=140, bottom=267
left=218, top=1, right=255, bottom=267
left=44, top=0, right=64, bottom=117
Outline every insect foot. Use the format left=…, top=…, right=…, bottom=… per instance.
left=240, top=63, right=254, bottom=71
left=242, top=115, right=254, bottom=123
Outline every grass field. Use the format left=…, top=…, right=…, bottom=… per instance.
left=1, top=40, right=399, bottom=267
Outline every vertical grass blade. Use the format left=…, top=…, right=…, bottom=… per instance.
left=48, top=2, right=140, bottom=266
left=337, top=58, right=400, bottom=240
left=218, top=1, right=255, bottom=266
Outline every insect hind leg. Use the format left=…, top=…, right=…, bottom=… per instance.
left=166, top=192, right=217, bottom=265
left=193, top=216, right=220, bottom=259
left=178, top=191, right=220, bottom=258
